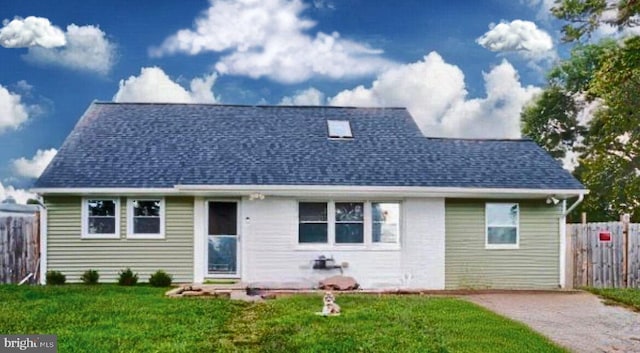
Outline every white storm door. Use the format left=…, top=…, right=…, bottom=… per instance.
left=207, top=201, right=239, bottom=277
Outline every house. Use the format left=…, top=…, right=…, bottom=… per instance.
left=32, top=102, right=587, bottom=289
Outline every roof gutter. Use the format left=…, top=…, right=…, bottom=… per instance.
left=173, top=184, right=588, bottom=199
left=30, top=188, right=179, bottom=196
left=30, top=185, right=589, bottom=199
left=563, top=193, right=585, bottom=217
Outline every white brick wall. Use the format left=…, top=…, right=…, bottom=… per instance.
left=236, top=196, right=445, bottom=289
left=401, top=198, right=446, bottom=289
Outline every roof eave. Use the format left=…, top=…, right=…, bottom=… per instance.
left=31, top=185, right=589, bottom=199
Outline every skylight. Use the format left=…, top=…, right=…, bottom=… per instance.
left=327, top=120, right=353, bottom=138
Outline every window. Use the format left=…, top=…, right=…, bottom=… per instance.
left=299, top=203, right=328, bottom=243
left=327, top=120, right=353, bottom=138
left=82, top=198, right=120, bottom=238
left=298, top=201, right=401, bottom=247
left=128, top=199, right=164, bottom=238
left=486, top=203, right=519, bottom=248
left=372, top=203, right=400, bottom=243
left=335, top=202, right=364, bottom=243
left=208, top=202, right=237, bottom=236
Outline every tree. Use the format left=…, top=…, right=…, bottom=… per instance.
left=578, top=36, right=640, bottom=221
left=548, top=39, right=617, bottom=93
left=552, top=0, right=640, bottom=41
left=521, top=37, right=640, bottom=221
left=521, top=40, right=614, bottom=162
left=521, top=86, right=582, bottom=160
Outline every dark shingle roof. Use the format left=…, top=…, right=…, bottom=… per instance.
left=35, top=102, right=584, bottom=190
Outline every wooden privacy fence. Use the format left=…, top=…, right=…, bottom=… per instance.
left=0, top=213, right=40, bottom=284
left=568, top=218, right=640, bottom=288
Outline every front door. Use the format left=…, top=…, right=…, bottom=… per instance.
left=207, top=201, right=239, bottom=277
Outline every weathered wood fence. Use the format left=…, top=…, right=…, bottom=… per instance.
left=568, top=217, right=640, bottom=288
left=0, top=213, right=40, bottom=284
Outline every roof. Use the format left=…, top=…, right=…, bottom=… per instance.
left=35, top=102, right=585, bottom=191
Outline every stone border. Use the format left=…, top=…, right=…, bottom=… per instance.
left=167, top=284, right=584, bottom=301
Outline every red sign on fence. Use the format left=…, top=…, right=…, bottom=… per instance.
left=599, top=231, right=611, bottom=242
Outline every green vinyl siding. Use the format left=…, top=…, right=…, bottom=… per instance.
left=45, top=196, right=194, bottom=283
left=445, top=200, right=561, bottom=289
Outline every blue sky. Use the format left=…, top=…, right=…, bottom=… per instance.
left=1, top=0, right=571, bottom=201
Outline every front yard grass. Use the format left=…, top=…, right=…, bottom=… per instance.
left=0, top=285, right=566, bottom=353
left=586, top=287, right=640, bottom=311
left=0, top=285, right=241, bottom=352
left=215, top=295, right=566, bottom=353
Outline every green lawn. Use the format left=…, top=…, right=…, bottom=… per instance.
left=586, top=287, right=640, bottom=311
left=0, top=285, right=566, bottom=353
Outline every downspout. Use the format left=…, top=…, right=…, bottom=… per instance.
left=38, top=203, right=48, bottom=285
left=564, top=193, right=585, bottom=217
left=559, top=193, right=585, bottom=288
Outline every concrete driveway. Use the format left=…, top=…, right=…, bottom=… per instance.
left=465, top=292, right=640, bottom=353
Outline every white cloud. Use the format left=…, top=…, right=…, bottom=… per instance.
left=0, top=16, right=66, bottom=48
left=331, top=53, right=466, bottom=126
left=477, top=20, right=554, bottom=61
left=11, top=148, right=58, bottom=179
left=23, top=24, right=116, bottom=74
left=330, top=52, right=540, bottom=138
left=438, top=61, right=542, bottom=138
left=113, top=67, right=218, bottom=103
left=280, top=87, right=325, bottom=105
left=523, top=0, right=556, bottom=20
left=0, top=84, right=29, bottom=133
left=15, top=80, right=33, bottom=92
left=312, top=0, right=335, bottom=10
left=0, top=182, right=35, bottom=204
left=151, top=0, right=393, bottom=83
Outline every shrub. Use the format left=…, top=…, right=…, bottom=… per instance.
left=118, top=268, right=138, bottom=286
left=149, top=270, right=173, bottom=287
left=46, top=270, right=66, bottom=285
left=80, top=269, right=100, bottom=284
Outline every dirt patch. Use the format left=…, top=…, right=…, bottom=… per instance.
left=465, top=292, right=640, bottom=353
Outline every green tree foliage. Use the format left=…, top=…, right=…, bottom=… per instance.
left=548, top=39, right=617, bottom=93
left=521, top=40, right=613, bottom=162
left=552, top=0, right=640, bottom=41
left=521, top=37, right=640, bottom=221
left=579, top=36, right=640, bottom=221
left=521, top=86, right=582, bottom=160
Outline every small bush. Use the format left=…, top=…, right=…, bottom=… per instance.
left=149, top=270, right=173, bottom=287
left=118, top=268, right=138, bottom=286
left=81, top=269, right=100, bottom=284
left=46, top=270, right=66, bottom=285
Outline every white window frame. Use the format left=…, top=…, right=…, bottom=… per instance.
left=127, top=198, right=165, bottom=239
left=485, top=202, right=519, bottom=249
left=334, top=201, right=365, bottom=244
left=298, top=202, right=329, bottom=244
left=296, top=200, right=401, bottom=250
left=81, top=197, right=120, bottom=239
